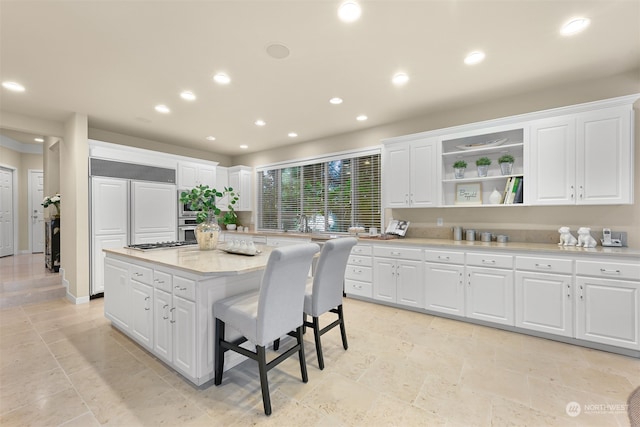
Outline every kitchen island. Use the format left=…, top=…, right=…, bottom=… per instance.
left=103, top=245, right=274, bottom=386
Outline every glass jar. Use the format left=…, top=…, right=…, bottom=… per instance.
left=195, top=213, right=220, bottom=250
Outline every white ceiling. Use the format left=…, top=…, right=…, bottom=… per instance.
left=1, top=1, right=639, bottom=156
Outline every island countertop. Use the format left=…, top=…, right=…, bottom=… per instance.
left=104, top=245, right=274, bottom=276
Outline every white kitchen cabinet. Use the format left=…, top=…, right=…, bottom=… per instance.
left=465, top=253, right=514, bottom=326
left=131, top=181, right=177, bottom=239
left=172, top=295, right=197, bottom=377
left=215, top=166, right=229, bottom=211
left=178, top=161, right=216, bottom=188
left=228, top=166, right=252, bottom=211
left=575, top=259, right=640, bottom=350
left=153, top=288, right=173, bottom=363
left=104, top=258, right=130, bottom=331
left=373, top=246, right=423, bottom=308
left=345, top=244, right=373, bottom=298
left=424, top=250, right=465, bottom=316
left=266, top=236, right=311, bottom=247
left=529, top=105, right=633, bottom=205
left=91, top=234, right=127, bottom=295
left=382, top=138, right=438, bottom=208
left=130, top=279, right=153, bottom=350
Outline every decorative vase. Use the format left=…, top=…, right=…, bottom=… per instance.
left=195, top=213, right=220, bottom=250
left=500, top=162, right=513, bottom=175
left=454, top=167, right=466, bottom=179
left=226, top=224, right=237, bottom=231
left=489, top=187, right=502, bottom=204
left=477, top=165, right=489, bottom=177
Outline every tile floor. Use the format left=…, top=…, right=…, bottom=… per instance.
left=0, top=262, right=638, bottom=426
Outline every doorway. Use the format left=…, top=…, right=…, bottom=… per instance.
left=0, top=166, right=15, bottom=257
left=29, top=170, right=44, bottom=253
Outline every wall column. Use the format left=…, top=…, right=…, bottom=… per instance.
left=60, top=113, right=89, bottom=303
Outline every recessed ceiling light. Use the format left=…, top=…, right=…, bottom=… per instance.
left=288, top=132, right=298, bottom=138
left=392, top=72, right=409, bottom=85
left=213, top=73, right=231, bottom=84
left=154, top=104, right=170, bottom=114
left=560, top=17, right=590, bottom=36
left=2, top=81, right=25, bottom=92
left=338, top=1, right=361, bottom=22
left=240, top=145, right=249, bottom=149
left=356, top=115, right=368, bottom=121
left=206, top=136, right=216, bottom=141
left=464, top=51, right=486, bottom=65
left=329, top=97, right=343, bottom=105
left=180, top=91, right=196, bottom=101
left=34, top=137, right=44, bottom=143
left=255, top=119, right=266, bottom=126
left=266, top=43, right=290, bottom=59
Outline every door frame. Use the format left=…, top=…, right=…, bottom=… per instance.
left=28, top=169, right=44, bottom=253
left=0, top=164, right=18, bottom=256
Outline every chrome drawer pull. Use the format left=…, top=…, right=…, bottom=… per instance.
left=353, top=284, right=362, bottom=289
left=600, top=268, right=621, bottom=275
left=175, top=285, right=188, bottom=291
left=438, top=256, right=450, bottom=261
left=482, top=259, right=496, bottom=265
left=391, top=251, right=401, bottom=256
left=535, top=263, right=552, bottom=269
left=133, top=272, right=143, bottom=277
left=154, top=279, right=165, bottom=284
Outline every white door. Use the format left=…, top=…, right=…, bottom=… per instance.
left=424, top=263, right=465, bottom=316
left=173, top=295, right=197, bottom=378
left=410, top=139, right=438, bottom=207
left=92, top=177, right=128, bottom=236
left=154, top=288, right=173, bottom=364
left=382, top=143, right=410, bottom=208
left=466, top=266, right=515, bottom=326
left=131, top=181, right=177, bottom=243
left=0, top=167, right=14, bottom=257
left=373, top=258, right=397, bottom=302
left=396, top=260, right=424, bottom=308
left=30, top=171, right=45, bottom=253
left=130, top=280, right=154, bottom=351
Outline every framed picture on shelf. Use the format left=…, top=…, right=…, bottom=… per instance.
left=455, top=182, right=482, bottom=205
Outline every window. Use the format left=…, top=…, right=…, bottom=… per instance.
left=257, top=151, right=381, bottom=233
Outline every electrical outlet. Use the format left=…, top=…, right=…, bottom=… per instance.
left=436, top=218, right=444, bottom=227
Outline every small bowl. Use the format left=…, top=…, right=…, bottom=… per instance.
left=496, top=235, right=508, bottom=243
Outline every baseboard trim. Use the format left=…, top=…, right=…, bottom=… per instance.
left=60, top=267, right=90, bottom=304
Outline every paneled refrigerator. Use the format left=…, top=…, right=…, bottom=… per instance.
left=90, top=159, right=177, bottom=296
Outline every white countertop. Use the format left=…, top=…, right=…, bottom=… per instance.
left=104, top=245, right=274, bottom=276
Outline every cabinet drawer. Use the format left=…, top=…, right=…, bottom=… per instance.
left=466, top=252, right=513, bottom=269
left=153, top=271, right=173, bottom=292
left=576, top=260, right=640, bottom=281
left=130, top=265, right=153, bottom=285
left=345, top=265, right=372, bottom=282
left=345, top=279, right=373, bottom=298
left=348, top=255, right=372, bottom=267
left=516, top=256, right=573, bottom=274
left=173, top=276, right=196, bottom=300
left=351, top=245, right=372, bottom=256
left=373, top=246, right=422, bottom=261
left=424, top=250, right=464, bottom=264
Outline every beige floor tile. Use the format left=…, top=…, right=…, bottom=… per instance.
left=59, top=411, right=102, bottom=427
left=0, top=367, right=73, bottom=415
left=234, top=389, right=324, bottom=426
left=358, top=354, right=430, bottom=403
left=429, top=316, right=476, bottom=338
left=581, top=347, right=640, bottom=387
left=491, top=396, right=571, bottom=426
left=557, top=363, right=634, bottom=401
left=0, top=388, right=89, bottom=427
left=361, top=393, right=447, bottom=426
left=460, top=359, right=532, bottom=406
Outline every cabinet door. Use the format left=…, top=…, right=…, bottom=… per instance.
left=410, top=139, right=437, bottom=207
left=178, top=162, right=198, bottom=188
left=515, top=271, right=573, bottom=337
left=104, top=258, right=130, bottom=330
left=466, top=266, right=514, bottom=326
left=383, top=143, right=410, bottom=207
left=373, top=258, right=397, bottom=302
left=197, top=165, right=217, bottom=188
left=92, top=234, right=127, bottom=295
left=215, top=167, right=229, bottom=210
left=576, top=277, right=639, bottom=350
left=528, top=117, right=576, bottom=205
left=130, top=280, right=153, bottom=350
left=91, top=177, right=128, bottom=235
left=424, top=263, right=465, bottom=316
left=131, top=181, right=177, bottom=239
left=173, top=296, right=197, bottom=378
left=576, top=106, right=633, bottom=205
left=397, top=260, right=424, bottom=308
left=153, top=288, right=173, bottom=364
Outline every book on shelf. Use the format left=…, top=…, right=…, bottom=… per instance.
left=514, top=177, right=524, bottom=204
left=501, top=177, right=513, bottom=204
left=502, top=176, right=523, bottom=204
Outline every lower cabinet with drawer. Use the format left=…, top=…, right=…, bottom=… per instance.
left=424, top=250, right=465, bottom=316
left=345, top=244, right=373, bottom=298
left=515, top=256, right=574, bottom=337
left=575, top=259, right=640, bottom=350
left=373, top=245, right=423, bottom=308
left=465, top=252, right=515, bottom=326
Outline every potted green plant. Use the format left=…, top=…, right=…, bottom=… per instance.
left=221, top=187, right=241, bottom=230
left=453, top=160, right=467, bottom=179
left=179, top=185, right=226, bottom=250
left=498, top=154, right=515, bottom=175
left=475, top=157, right=492, bottom=177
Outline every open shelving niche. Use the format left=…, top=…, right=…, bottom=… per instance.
left=441, top=127, right=525, bottom=207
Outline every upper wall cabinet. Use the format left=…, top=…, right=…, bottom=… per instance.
left=228, top=166, right=252, bottom=211
left=178, top=161, right=216, bottom=189
left=528, top=105, right=633, bottom=205
left=383, top=138, right=438, bottom=208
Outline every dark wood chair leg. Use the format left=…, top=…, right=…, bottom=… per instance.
left=338, top=304, right=348, bottom=350
left=256, top=345, right=272, bottom=416
left=302, top=313, right=307, bottom=334
left=214, top=318, right=225, bottom=386
left=312, top=316, right=324, bottom=370
left=273, top=338, right=280, bottom=351
left=296, top=326, right=308, bottom=383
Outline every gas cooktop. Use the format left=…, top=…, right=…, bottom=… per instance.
left=127, top=241, right=197, bottom=251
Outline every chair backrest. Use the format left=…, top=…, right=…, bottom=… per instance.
left=256, top=243, right=320, bottom=345
left=309, top=237, right=358, bottom=316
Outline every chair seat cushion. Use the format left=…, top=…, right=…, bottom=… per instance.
left=213, top=290, right=260, bottom=344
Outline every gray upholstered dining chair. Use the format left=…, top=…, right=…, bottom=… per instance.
left=213, top=243, right=320, bottom=416
left=276, top=237, right=357, bottom=369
